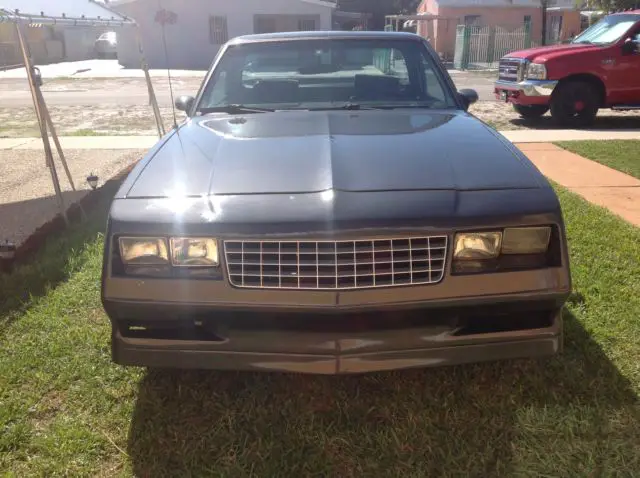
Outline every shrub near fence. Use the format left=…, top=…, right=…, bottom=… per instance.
left=454, top=23, right=541, bottom=70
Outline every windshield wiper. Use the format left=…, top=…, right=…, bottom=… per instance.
left=198, top=104, right=275, bottom=114
left=310, top=101, right=441, bottom=111
left=309, top=102, right=386, bottom=111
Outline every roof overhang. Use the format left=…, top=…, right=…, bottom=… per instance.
left=110, top=0, right=337, bottom=8
left=300, top=0, right=338, bottom=8
left=386, top=14, right=455, bottom=21
left=547, top=6, right=580, bottom=11
left=0, top=0, right=136, bottom=27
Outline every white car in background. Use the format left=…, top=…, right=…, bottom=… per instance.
left=95, top=31, right=117, bottom=59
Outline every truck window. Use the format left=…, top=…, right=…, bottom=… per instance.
left=572, top=14, right=639, bottom=45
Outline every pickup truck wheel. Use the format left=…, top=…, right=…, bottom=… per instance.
left=550, top=81, right=599, bottom=127
left=513, top=104, right=549, bottom=119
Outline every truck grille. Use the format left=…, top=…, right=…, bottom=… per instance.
left=224, top=237, right=448, bottom=290
left=498, top=58, right=526, bottom=82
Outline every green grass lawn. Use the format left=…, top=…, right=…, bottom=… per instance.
left=556, top=140, right=640, bottom=180
left=1, top=184, right=639, bottom=477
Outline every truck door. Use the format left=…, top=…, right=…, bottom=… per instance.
left=608, top=23, right=640, bottom=105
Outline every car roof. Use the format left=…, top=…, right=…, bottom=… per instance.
left=228, top=30, right=424, bottom=45
left=610, top=10, right=640, bottom=15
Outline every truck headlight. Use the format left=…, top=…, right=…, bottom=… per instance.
left=170, top=238, right=219, bottom=267
left=453, top=232, right=502, bottom=259
left=119, top=237, right=169, bottom=264
left=502, top=227, right=551, bottom=254
left=452, top=226, right=555, bottom=274
left=525, top=62, right=547, bottom=80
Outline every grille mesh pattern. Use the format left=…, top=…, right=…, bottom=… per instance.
left=224, top=237, right=448, bottom=290
left=498, top=58, right=526, bottom=82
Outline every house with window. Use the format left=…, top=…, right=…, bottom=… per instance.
left=416, top=0, right=581, bottom=62
left=110, top=0, right=337, bottom=69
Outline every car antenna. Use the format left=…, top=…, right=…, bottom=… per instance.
left=157, top=0, right=178, bottom=129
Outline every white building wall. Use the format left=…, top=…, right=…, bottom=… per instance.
left=114, top=0, right=334, bottom=69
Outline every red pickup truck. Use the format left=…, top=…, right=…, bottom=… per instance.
left=494, top=11, right=640, bottom=127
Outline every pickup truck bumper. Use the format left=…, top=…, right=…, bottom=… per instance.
left=495, top=79, right=558, bottom=105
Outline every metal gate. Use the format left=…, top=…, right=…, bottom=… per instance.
left=454, top=24, right=540, bottom=70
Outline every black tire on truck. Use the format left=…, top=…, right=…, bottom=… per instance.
left=550, top=80, right=599, bottom=127
left=513, top=104, right=549, bottom=119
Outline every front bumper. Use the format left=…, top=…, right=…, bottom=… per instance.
left=495, top=79, right=558, bottom=104
left=111, top=303, right=564, bottom=374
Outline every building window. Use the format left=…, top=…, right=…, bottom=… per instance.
left=463, top=15, right=481, bottom=26
left=298, top=19, right=316, bottom=31
left=254, top=15, right=277, bottom=34
left=209, top=16, right=228, bottom=44
left=524, top=15, right=532, bottom=27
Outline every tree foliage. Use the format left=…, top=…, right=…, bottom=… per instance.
left=582, top=0, right=639, bottom=11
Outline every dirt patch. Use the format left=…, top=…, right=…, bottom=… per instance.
left=470, top=102, right=640, bottom=131
left=0, top=106, right=185, bottom=137
left=0, top=97, right=637, bottom=138
left=0, top=149, right=145, bottom=248
left=0, top=76, right=204, bottom=94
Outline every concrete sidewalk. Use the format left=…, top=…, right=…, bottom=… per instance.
left=517, top=143, right=640, bottom=226
left=501, top=129, right=640, bottom=143
left=1, top=129, right=639, bottom=150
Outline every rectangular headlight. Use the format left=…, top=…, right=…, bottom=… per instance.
left=453, top=232, right=502, bottom=260
left=502, top=227, right=551, bottom=255
left=119, top=237, right=169, bottom=264
left=170, top=237, right=219, bottom=267
left=525, top=62, right=547, bottom=80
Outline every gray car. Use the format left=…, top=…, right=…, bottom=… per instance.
left=101, top=31, right=571, bottom=374
left=95, top=31, right=117, bottom=59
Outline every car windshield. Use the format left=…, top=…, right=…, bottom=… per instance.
left=572, top=14, right=639, bottom=45
left=99, top=32, right=116, bottom=42
left=196, top=38, right=457, bottom=112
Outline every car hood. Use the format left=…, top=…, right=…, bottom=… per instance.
left=125, top=110, right=544, bottom=198
left=506, top=43, right=600, bottom=62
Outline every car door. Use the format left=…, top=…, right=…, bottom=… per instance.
left=608, top=23, right=640, bottom=105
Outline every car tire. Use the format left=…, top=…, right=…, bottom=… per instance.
left=513, top=104, right=549, bottom=119
left=550, top=81, right=599, bottom=127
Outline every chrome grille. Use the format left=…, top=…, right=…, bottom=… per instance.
left=498, top=57, right=526, bottom=82
left=224, top=237, right=448, bottom=290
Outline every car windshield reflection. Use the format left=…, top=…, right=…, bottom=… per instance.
left=196, top=38, right=457, bottom=112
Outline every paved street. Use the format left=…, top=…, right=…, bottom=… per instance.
left=1, top=60, right=636, bottom=137
left=0, top=60, right=498, bottom=107
left=449, top=70, right=497, bottom=102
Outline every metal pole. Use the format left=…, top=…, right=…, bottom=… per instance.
left=135, top=25, right=165, bottom=138
left=14, top=25, right=45, bottom=161
left=145, top=64, right=165, bottom=138
left=38, top=89, right=76, bottom=191
left=37, top=87, right=87, bottom=220
left=14, top=21, right=68, bottom=224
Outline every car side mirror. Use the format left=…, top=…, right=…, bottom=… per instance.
left=622, top=38, right=637, bottom=55
left=458, top=89, right=478, bottom=110
left=175, top=95, right=195, bottom=115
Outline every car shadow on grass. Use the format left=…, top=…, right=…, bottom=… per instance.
left=510, top=114, right=640, bottom=130
left=127, top=309, right=639, bottom=476
left=0, top=180, right=119, bottom=334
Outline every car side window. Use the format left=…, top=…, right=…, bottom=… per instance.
left=200, top=71, right=227, bottom=106
left=420, top=55, right=447, bottom=104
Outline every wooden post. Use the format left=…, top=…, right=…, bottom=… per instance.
left=15, top=22, right=68, bottom=225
